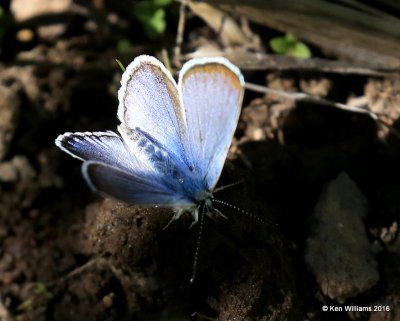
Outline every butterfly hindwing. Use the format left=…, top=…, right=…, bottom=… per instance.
left=82, top=161, right=193, bottom=206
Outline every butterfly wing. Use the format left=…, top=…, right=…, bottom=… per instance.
left=83, top=161, right=193, bottom=206
left=117, top=55, right=188, bottom=165
left=55, top=131, right=138, bottom=171
left=56, top=56, right=243, bottom=205
left=56, top=131, right=193, bottom=206
left=178, top=57, right=244, bottom=190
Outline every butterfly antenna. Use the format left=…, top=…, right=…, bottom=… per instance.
left=213, top=180, right=243, bottom=193
left=190, top=205, right=206, bottom=284
left=213, top=199, right=277, bottom=227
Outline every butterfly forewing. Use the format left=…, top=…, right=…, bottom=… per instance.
left=117, top=56, right=188, bottom=166
left=55, top=131, right=138, bottom=172
left=178, top=58, right=244, bottom=190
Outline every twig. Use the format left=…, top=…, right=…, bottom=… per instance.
left=245, top=82, right=378, bottom=120
left=174, top=1, right=187, bottom=68
left=245, top=82, right=400, bottom=139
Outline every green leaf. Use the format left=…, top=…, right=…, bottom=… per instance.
left=269, top=37, right=289, bottom=54
left=147, top=8, right=166, bottom=34
left=117, top=39, right=133, bottom=55
left=290, top=42, right=311, bottom=58
left=269, top=33, right=311, bottom=59
left=134, top=0, right=171, bottom=39
left=285, top=33, right=296, bottom=43
left=153, top=0, right=172, bottom=6
left=17, top=299, right=33, bottom=312
left=35, top=282, right=53, bottom=300
left=135, top=2, right=157, bottom=20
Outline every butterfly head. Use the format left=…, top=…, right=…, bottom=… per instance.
left=191, top=189, right=227, bottom=222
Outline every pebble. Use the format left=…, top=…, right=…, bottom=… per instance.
left=0, top=86, right=20, bottom=161
left=304, top=172, right=379, bottom=303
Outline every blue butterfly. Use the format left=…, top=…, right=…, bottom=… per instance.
left=55, top=55, right=244, bottom=226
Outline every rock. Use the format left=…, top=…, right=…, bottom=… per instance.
left=0, top=162, right=18, bottom=182
left=304, top=172, right=379, bottom=303
left=0, top=156, right=35, bottom=183
left=10, top=0, right=71, bottom=40
left=10, top=0, right=72, bottom=22
left=11, top=156, right=36, bottom=182
left=0, top=299, right=11, bottom=321
left=37, top=24, right=67, bottom=41
left=83, top=198, right=171, bottom=264
left=0, top=85, right=20, bottom=160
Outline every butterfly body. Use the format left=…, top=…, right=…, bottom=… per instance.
left=56, top=55, right=244, bottom=224
left=118, top=124, right=217, bottom=224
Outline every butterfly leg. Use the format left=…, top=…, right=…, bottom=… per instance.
left=163, top=208, right=185, bottom=230
left=205, top=206, right=228, bottom=221
left=213, top=208, right=228, bottom=219
left=188, top=208, right=199, bottom=229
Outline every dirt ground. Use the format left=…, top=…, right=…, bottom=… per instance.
left=0, top=1, right=400, bottom=321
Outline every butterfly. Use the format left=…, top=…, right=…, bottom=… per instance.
left=55, top=55, right=244, bottom=227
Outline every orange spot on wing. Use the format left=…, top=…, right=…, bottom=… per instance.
left=183, top=63, right=243, bottom=93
